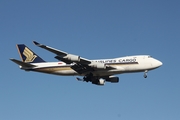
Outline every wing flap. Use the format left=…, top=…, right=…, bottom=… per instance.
left=71, top=63, right=94, bottom=74
left=79, top=58, right=91, bottom=64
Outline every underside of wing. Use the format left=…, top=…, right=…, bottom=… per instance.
left=71, top=63, right=95, bottom=74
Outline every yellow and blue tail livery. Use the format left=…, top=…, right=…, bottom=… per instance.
left=16, top=44, right=45, bottom=63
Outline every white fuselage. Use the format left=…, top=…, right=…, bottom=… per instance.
left=23, top=55, right=162, bottom=77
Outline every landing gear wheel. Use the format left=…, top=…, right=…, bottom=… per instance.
left=83, top=73, right=93, bottom=82
left=144, top=74, right=147, bottom=78
left=144, top=70, right=148, bottom=78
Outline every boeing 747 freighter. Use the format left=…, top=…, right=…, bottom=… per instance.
left=10, top=41, right=162, bottom=85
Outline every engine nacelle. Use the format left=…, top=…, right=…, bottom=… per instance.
left=63, top=54, right=80, bottom=62
left=92, top=78, right=105, bottom=85
left=89, top=63, right=106, bottom=69
left=106, top=76, right=119, bottom=83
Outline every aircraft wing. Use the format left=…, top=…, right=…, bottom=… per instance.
left=33, top=41, right=91, bottom=64
left=33, top=41, right=112, bottom=74
left=33, top=41, right=67, bottom=56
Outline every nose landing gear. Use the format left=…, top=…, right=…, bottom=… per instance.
left=144, top=70, right=148, bottom=78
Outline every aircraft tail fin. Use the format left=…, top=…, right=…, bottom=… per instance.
left=16, top=44, right=45, bottom=63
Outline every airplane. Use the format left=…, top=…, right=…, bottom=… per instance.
left=10, top=41, right=163, bottom=86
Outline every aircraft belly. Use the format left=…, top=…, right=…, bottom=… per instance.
left=92, top=69, right=123, bottom=76
left=34, top=66, right=78, bottom=76
left=54, top=70, right=78, bottom=76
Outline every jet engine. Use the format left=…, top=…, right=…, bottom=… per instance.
left=63, top=54, right=80, bottom=62
left=89, top=63, right=106, bottom=69
left=92, top=78, right=105, bottom=85
left=106, top=76, right=119, bottom=83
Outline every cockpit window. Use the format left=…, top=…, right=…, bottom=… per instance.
left=148, top=56, right=152, bottom=58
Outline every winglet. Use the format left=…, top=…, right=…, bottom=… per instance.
left=33, top=41, right=48, bottom=49
left=33, top=41, right=41, bottom=46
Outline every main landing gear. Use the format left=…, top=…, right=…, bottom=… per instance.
left=144, top=70, right=148, bottom=78
left=76, top=73, right=93, bottom=82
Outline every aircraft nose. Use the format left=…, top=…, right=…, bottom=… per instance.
left=154, top=59, right=163, bottom=67
left=159, top=61, right=163, bottom=66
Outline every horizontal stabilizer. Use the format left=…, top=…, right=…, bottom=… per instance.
left=10, top=58, right=36, bottom=67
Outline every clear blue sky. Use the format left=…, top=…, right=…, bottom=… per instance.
left=1, top=0, right=180, bottom=120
